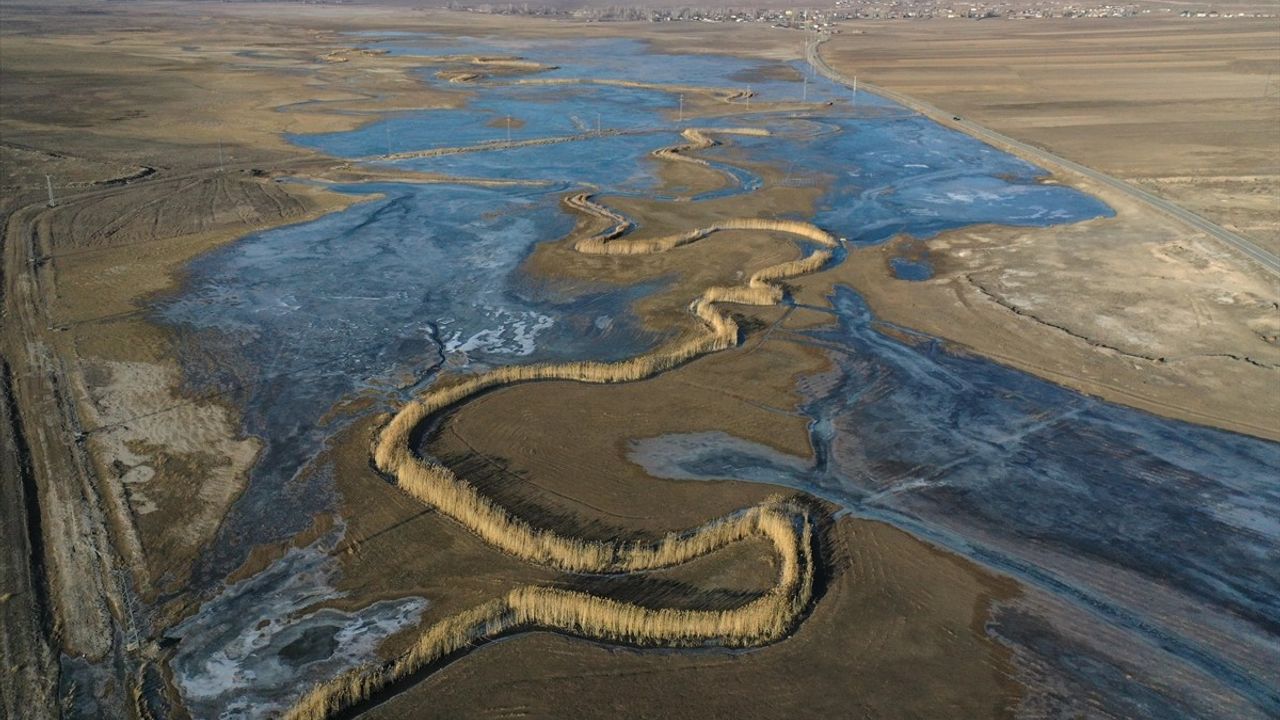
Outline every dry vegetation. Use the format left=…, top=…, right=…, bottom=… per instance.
left=0, top=11, right=853, bottom=711
left=288, top=498, right=813, bottom=720
left=285, top=128, right=840, bottom=718
left=12, top=5, right=1271, bottom=716
left=511, top=77, right=756, bottom=106
left=651, top=126, right=770, bottom=175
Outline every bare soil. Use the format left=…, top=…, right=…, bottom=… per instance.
left=823, top=17, right=1280, bottom=252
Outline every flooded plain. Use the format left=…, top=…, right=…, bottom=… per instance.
left=146, top=33, right=1278, bottom=719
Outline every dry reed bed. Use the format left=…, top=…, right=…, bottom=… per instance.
left=511, top=77, right=755, bottom=106
left=288, top=499, right=814, bottom=720
left=436, top=70, right=482, bottom=83
left=321, top=47, right=391, bottom=63
left=410, top=54, right=561, bottom=74
left=286, top=127, right=839, bottom=720
left=373, top=129, right=640, bottom=162
left=471, top=57, right=555, bottom=71
left=651, top=127, right=770, bottom=169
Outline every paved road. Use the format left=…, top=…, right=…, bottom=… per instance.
left=806, top=36, right=1280, bottom=277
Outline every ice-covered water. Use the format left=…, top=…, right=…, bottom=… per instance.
left=168, top=526, right=427, bottom=719
left=160, top=182, right=659, bottom=590
left=156, top=34, right=1129, bottom=717
left=630, top=287, right=1280, bottom=718
left=163, top=35, right=1110, bottom=588
left=888, top=255, right=933, bottom=280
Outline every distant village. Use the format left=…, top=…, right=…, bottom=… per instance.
left=438, top=0, right=1275, bottom=22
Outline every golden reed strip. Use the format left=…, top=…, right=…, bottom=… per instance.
left=373, top=125, right=764, bottom=164
left=285, top=128, right=840, bottom=720
left=652, top=127, right=770, bottom=165
left=423, top=54, right=755, bottom=105
left=510, top=77, right=755, bottom=104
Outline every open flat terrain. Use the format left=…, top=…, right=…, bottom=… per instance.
left=823, top=17, right=1280, bottom=252
left=2, top=3, right=1277, bottom=719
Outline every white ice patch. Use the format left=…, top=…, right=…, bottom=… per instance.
left=169, top=526, right=428, bottom=720
left=442, top=306, right=555, bottom=357
left=922, top=189, right=1010, bottom=205
left=906, top=207, right=941, bottom=217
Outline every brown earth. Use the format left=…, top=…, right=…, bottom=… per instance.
left=823, top=17, right=1280, bottom=253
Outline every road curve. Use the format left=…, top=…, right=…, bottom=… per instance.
left=806, top=36, right=1280, bottom=277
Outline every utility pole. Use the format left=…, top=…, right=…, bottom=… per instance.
left=45, top=175, right=55, bottom=207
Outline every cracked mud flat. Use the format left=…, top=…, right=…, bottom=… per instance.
left=630, top=286, right=1280, bottom=719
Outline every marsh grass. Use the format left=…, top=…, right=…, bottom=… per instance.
left=651, top=127, right=769, bottom=168
left=285, top=126, right=838, bottom=720
left=512, top=78, right=756, bottom=107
